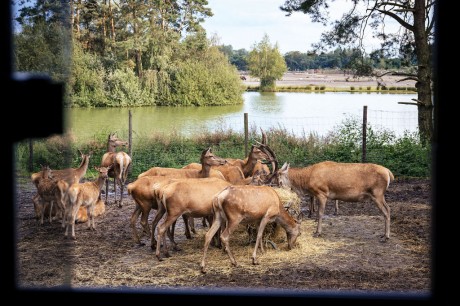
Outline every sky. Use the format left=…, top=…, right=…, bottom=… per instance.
left=202, top=0, right=386, bottom=54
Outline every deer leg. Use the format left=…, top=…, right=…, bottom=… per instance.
left=105, top=180, right=109, bottom=204
left=130, top=204, right=143, bottom=245
left=314, top=195, right=327, bottom=237
left=155, top=214, right=179, bottom=261
left=182, top=215, right=192, bottom=239
left=48, top=200, right=54, bottom=224
left=118, top=181, right=125, bottom=208
left=373, top=195, right=391, bottom=242
left=188, top=217, right=196, bottom=235
left=221, top=219, right=241, bottom=267
left=200, top=214, right=222, bottom=274
left=150, top=204, right=166, bottom=250
left=37, top=197, right=46, bottom=226
left=113, top=176, right=117, bottom=206
left=253, top=218, right=271, bottom=265
left=334, top=200, right=339, bottom=215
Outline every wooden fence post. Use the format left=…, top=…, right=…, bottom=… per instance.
left=128, top=110, right=133, bottom=173
left=362, top=105, right=367, bottom=163
left=244, top=113, right=248, bottom=157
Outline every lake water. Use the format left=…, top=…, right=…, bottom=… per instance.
left=66, top=91, right=418, bottom=142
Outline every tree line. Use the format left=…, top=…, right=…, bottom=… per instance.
left=220, top=45, right=414, bottom=73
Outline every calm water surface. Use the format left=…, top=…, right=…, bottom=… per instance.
left=66, top=91, right=417, bottom=142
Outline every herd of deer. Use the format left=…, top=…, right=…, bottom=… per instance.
left=31, top=130, right=394, bottom=273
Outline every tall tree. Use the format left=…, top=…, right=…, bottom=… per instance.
left=280, top=0, right=436, bottom=144
left=247, top=34, right=287, bottom=91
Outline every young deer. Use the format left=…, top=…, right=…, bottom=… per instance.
left=35, top=165, right=57, bottom=225
left=64, top=165, right=112, bottom=240
left=101, top=133, right=131, bottom=207
left=31, top=150, right=92, bottom=227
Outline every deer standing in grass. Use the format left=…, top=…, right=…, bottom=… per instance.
left=31, top=150, right=92, bottom=227
left=274, top=161, right=394, bottom=241
left=64, top=165, right=112, bottom=240
left=101, top=133, right=131, bottom=207
left=200, top=185, right=301, bottom=273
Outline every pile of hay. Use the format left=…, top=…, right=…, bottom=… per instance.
left=247, top=187, right=301, bottom=246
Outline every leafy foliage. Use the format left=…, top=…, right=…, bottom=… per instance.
left=247, top=34, right=287, bottom=91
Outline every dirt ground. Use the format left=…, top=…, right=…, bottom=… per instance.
left=15, top=175, right=431, bottom=295
left=243, top=71, right=417, bottom=88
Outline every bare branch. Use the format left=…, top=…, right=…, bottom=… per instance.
left=397, top=76, right=419, bottom=82
left=375, top=9, right=414, bottom=31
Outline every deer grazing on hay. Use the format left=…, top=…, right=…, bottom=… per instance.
left=101, top=133, right=132, bottom=207
left=154, top=148, right=279, bottom=261
left=200, top=185, right=302, bottom=273
left=64, top=165, right=112, bottom=240
left=127, top=147, right=228, bottom=246
left=31, top=150, right=92, bottom=226
left=274, top=161, right=394, bottom=242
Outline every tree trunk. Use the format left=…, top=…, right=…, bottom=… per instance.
left=413, top=0, right=433, bottom=145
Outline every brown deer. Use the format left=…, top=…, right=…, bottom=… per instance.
left=31, top=150, right=92, bottom=227
left=226, top=145, right=270, bottom=178
left=137, top=147, right=226, bottom=180
left=128, top=147, right=227, bottom=247
left=101, top=133, right=132, bottom=207
left=182, top=162, right=249, bottom=185
left=35, top=165, right=57, bottom=225
left=64, top=165, right=112, bottom=240
left=154, top=177, right=232, bottom=260
left=274, top=161, right=394, bottom=241
left=200, top=185, right=301, bottom=273
left=154, top=147, right=280, bottom=260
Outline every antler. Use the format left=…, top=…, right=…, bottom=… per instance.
left=260, top=128, right=267, bottom=145
left=256, top=143, right=279, bottom=186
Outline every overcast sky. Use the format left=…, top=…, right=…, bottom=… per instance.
left=202, top=0, right=386, bottom=54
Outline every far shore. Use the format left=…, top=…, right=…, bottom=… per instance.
left=242, top=71, right=417, bottom=93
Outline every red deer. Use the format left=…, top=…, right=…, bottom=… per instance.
left=182, top=162, right=249, bottom=185
left=154, top=177, right=232, bottom=260
left=101, top=133, right=132, bottom=207
left=212, top=128, right=271, bottom=179
left=225, top=145, right=270, bottom=178
left=275, top=161, right=394, bottom=241
left=31, top=150, right=92, bottom=226
left=33, top=197, right=105, bottom=224
left=137, top=146, right=226, bottom=180
left=128, top=147, right=227, bottom=246
left=64, top=165, right=112, bottom=240
left=154, top=146, right=280, bottom=260
left=200, top=185, right=301, bottom=273
left=75, top=198, right=106, bottom=223
left=35, top=165, right=56, bottom=224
